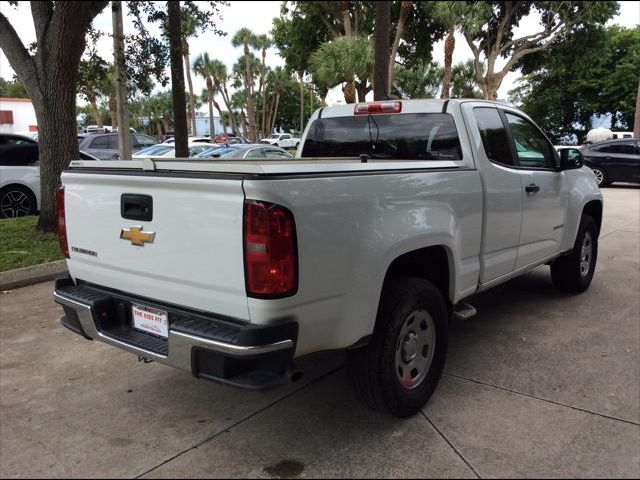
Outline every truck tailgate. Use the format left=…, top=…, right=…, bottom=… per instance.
left=62, top=171, right=249, bottom=320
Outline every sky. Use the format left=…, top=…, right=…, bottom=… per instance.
left=1, top=1, right=639, bottom=109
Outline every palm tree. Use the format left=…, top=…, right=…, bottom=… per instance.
left=180, top=13, right=200, bottom=136
left=434, top=2, right=465, bottom=99
left=232, top=28, right=259, bottom=141
left=254, top=34, right=272, bottom=138
left=207, top=59, right=237, bottom=136
left=266, top=67, right=288, bottom=134
left=309, top=36, right=373, bottom=104
left=193, top=52, right=218, bottom=141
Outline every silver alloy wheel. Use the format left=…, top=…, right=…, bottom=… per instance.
left=592, top=168, right=604, bottom=186
left=580, top=231, right=593, bottom=277
left=0, top=190, right=32, bottom=218
left=395, top=309, right=436, bottom=390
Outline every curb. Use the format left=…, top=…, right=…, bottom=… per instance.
left=0, top=260, right=67, bottom=290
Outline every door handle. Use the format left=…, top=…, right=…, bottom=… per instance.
left=525, top=184, right=540, bottom=193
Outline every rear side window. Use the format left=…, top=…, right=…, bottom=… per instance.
left=301, top=113, right=462, bottom=160
left=0, top=145, right=39, bottom=165
left=89, top=136, right=110, bottom=149
left=473, top=107, right=514, bottom=166
left=596, top=143, right=636, bottom=155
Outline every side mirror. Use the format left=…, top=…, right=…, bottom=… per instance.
left=560, top=148, right=583, bottom=170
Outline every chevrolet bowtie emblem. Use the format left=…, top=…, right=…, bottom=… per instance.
left=120, top=226, right=155, bottom=246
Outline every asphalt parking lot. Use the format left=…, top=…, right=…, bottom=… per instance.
left=1, top=186, right=638, bottom=479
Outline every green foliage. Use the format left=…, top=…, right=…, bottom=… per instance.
left=271, top=74, right=320, bottom=133
left=309, top=36, right=373, bottom=88
left=451, top=60, right=483, bottom=98
left=512, top=25, right=640, bottom=143
left=392, top=62, right=443, bottom=99
left=0, top=76, right=28, bottom=98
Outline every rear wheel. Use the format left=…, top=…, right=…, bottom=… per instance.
left=550, top=215, right=598, bottom=293
left=347, top=277, right=448, bottom=417
left=0, top=186, right=37, bottom=218
left=591, top=167, right=609, bottom=187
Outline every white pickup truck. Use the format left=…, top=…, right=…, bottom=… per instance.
left=53, top=99, right=602, bottom=417
left=260, top=132, right=300, bottom=148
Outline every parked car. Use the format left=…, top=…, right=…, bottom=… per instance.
left=54, top=99, right=602, bottom=417
left=260, top=132, right=300, bottom=148
left=78, top=133, right=159, bottom=160
left=134, top=143, right=215, bottom=159
left=581, top=138, right=640, bottom=186
left=0, top=143, right=97, bottom=218
left=131, top=144, right=176, bottom=159
left=214, top=134, right=247, bottom=144
left=216, top=145, right=294, bottom=159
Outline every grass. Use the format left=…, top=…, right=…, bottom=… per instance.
left=0, top=216, right=63, bottom=272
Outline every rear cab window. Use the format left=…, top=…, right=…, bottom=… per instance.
left=301, top=113, right=462, bottom=160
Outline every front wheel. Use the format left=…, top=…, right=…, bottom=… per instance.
left=347, top=277, right=448, bottom=417
left=550, top=215, right=598, bottom=293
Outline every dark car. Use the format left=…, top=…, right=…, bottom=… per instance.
left=78, top=132, right=159, bottom=160
left=581, top=139, right=640, bottom=187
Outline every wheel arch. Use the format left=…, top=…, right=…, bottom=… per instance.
left=382, top=245, right=454, bottom=311
left=582, top=200, right=603, bottom=235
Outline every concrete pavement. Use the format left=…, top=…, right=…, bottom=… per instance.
left=1, top=187, right=638, bottom=478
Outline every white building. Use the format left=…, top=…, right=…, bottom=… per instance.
left=0, top=97, right=38, bottom=135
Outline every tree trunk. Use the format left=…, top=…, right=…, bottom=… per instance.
left=355, top=81, right=369, bottom=103
left=217, top=81, right=238, bottom=137
left=33, top=85, right=80, bottom=230
left=109, top=95, right=117, bottom=129
left=168, top=1, right=188, bottom=157
left=260, top=49, right=267, bottom=139
left=634, top=78, right=640, bottom=138
left=243, top=45, right=257, bottom=141
left=299, top=71, right=304, bottom=135
left=374, top=1, right=391, bottom=100
left=270, top=90, right=281, bottom=133
left=207, top=79, right=215, bottom=142
left=343, top=81, right=357, bottom=104
left=213, top=99, right=227, bottom=135
left=182, top=39, right=197, bottom=136
left=440, top=27, right=455, bottom=99
left=87, top=89, right=103, bottom=128
left=241, top=109, right=248, bottom=138
left=338, top=1, right=352, bottom=36
left=388, top=0, right=411, bottom=91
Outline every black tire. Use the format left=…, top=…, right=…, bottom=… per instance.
left=347, top=277, right=449, bottom=417
left=0, top=185, right=37, bottom=219
left=591, top=167, right=610, bottom=187
left=273, top=143, right=278, bottom=147
left=550, top=215, right=598, bottom=294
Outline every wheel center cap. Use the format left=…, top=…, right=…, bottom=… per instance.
left=402, top=333, right=419, bottom=363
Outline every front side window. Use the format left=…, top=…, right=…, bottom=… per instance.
left=505, top=112, right=556, bottom=169
left=473, top=107, right=514, bottom=166
left=301, top=113, right=462, bottom=160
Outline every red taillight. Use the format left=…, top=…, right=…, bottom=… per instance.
left=244, top=200, right=297, bottom=298
left=56, top=186, right=69, bottom=258
left=354, top=101, right=402, bottom=115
